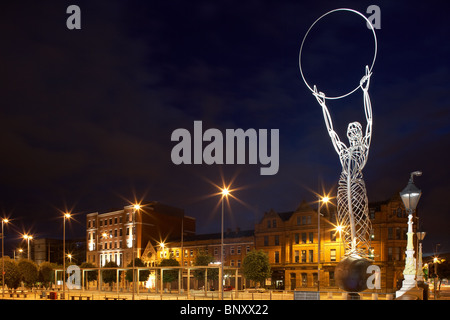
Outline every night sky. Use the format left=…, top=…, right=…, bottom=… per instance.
left=0, top=0, right=448, bottom=256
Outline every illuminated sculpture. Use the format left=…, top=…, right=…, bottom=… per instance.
left=299, top=8, right=377, bottom=293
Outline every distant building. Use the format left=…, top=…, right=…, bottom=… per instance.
left=86, top=201, right=195, bottom=268
left=33, top=237, right=86, bottom=265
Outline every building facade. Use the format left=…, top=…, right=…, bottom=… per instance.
left=84, top=194, right=416, bottom=292
left=86, top=201, right=195, bottom=268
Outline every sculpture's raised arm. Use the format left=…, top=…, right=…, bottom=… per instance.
left=313, top=85, right=347, bottom=155
left=360, top=66, right=373, bottom=149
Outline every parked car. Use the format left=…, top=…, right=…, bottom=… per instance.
left=224, top=286, right=235, bottom=291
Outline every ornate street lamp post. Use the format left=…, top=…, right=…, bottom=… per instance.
left=416, top=231, right=426, bottom=283
left=396, top=171, right=422, bottom=298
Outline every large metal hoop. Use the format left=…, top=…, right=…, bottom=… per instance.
left=299, top=8, right=377, bottom=100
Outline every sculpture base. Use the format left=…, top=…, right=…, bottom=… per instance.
left=335, top=254, right=371, bottom=292
left=395, top=275, right=417, bottom=298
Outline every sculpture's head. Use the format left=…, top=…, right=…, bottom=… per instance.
left=347, top=122, right=363, bottom=145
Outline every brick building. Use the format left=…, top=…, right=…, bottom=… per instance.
left=86, top=201, right=195, bottom=268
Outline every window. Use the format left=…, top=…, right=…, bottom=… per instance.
left=302, top=216, right=306, bottom=225
left=329, top=271, right=335, bottom=286
left=214, top=247, right=218, bottom=255
left=237, top=246, right=241, bottom=254
left=114, top=229, right=117, bottom=237
left=295, top=250, right=299, bottom=263
left=331, top=231, right=336, bottom=242
left=272, top=219, right=277, bottom=228
left=294, top=233, right=299, bottom=244
left=231, top=260, right=235, bottom=267
left=176, top=250, right=179, bottom=258
left=308, top=232, right=313, bottom=243
left=246, top=246, right=250, bottom=253
left=301, top=250, right=306, bottom=263
left=330, top=249, right=336, bottom=262
left=396, top=228, right=401, bottom=240
left=388, top=228, right=393, bottom=240
left=309, top=250, right=313, bottom=262
left=301, top=233, right=307, bottom=244
left=114, top=217, right=117, bottom=224
left=307, top=216, right=311, bottom=224
left=274, top=235, right=279, bottom=246
left=237, top=260, right=241, bottom=267
left=297, top=216, right=301, bottom=225
left=369, top=208, right=376, bottom=220
left=267, top=220, right=271, bottom=228
left=264, top=236, right=269, bottom=246
left=230, top=247, right=235, bottom=254
left=302, top=273, right=307, bottom=287
left=275, top=251, right=280, bottom=263
left=394, top=247, right=400, bottom=261
left=388, top=247, right=393, bottom=261
left=402, top=228, right=407, bottom=240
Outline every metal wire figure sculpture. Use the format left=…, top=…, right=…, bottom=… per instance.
left=299, top=8, right=377, bottom=258
left=312, top=66, right=373, bottom=257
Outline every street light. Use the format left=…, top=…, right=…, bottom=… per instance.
left=23, top=234, right=33, bottom=260
left=220, top=187, right=230, bottom=300
left=63, top=212, right=71, bottom=300
left=2, top=218, right=9, bottom=299
left=317, top=195, right=329, bottom=293
left=396, top=171, right=422, bottom=298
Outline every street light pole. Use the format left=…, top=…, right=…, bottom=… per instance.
left=63, top=212, right=71, bottom=300
left=220, top=187, right=230, bottom=300
left=396, top=171, right=422, bottom=298
left=132, top=204, right=141, bottom=301
left=317, top=196, right=329, bottom=294
left=2, top=218, right=8, bottom=299
left=416, top=231, right=426, bottom=283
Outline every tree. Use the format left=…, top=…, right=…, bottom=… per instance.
left=125, top=258, right=150, bottom=282
left=39, top=262, right=58, bottom=288
left=0, top=257, right=21, bottom=289
left=80, top=262, right=98, bottom=283
left=102, top=261, right=119, bottom=285
left=159, top=255, right=180, bottom=290
left=429, top=259, right=450, bottom=289
left=193, top=249, right=218, bottom=283
left=242, top=250, right=271, bottom=287
left=18, top=259, right=39, bottom=288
